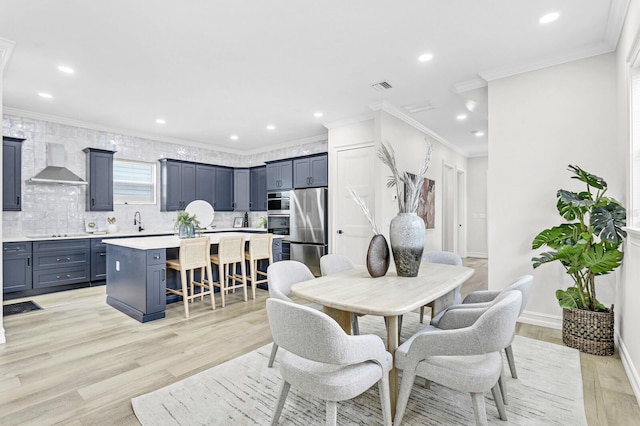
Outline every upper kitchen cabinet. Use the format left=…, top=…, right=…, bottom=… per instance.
left=250, top=166, right=267, bottom=211
left=3, top=136, right=25, bottom=211
left=233, top=168, right=250, bottom=211
left=160, top=159, right=196, bottom=211
left=293, top=154, right=328, bottom=188
left=266, top=160, right=293, bottom=191
left=195, top=164, right=215, bottom=206
left=214, top=166, right=234, bottom=211
left=84, top=148, right=115, bottom=211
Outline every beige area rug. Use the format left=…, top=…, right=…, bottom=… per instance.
left=132, top=313, right=587, bottom=425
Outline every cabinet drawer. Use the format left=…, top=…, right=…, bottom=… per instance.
left=91, top=238, right=113, bottom=248
left=33, top=239, right=90, bottom=252
left=34, top=251, right=90, bottom=270
left=147, top=250, right=166, bottom=265
left=33, top=265, right=91, bottom=288
left=3, top=241, right=32, bottom=255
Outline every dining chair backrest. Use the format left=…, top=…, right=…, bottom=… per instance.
left=178, top=237, right=210, bottom=270
left=320, top=254, right=355, bottom=276
left=421, top=251, right=462, bottom=266
left=217, top=235, right=245, bottom=263
left=248, top=234, right=273, bottom=260
left=505, top=275, right=533, bottom=316
left=267, top=260, right=314, bottom=301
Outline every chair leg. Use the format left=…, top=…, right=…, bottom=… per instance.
left=218, top=263, right=226, bottom=307
left=470, top=392, right=488, bottom=426
left=268, top=342, right=279, bottom=368
left=378, top=375, right=392, bottom=426
left=423, top=378, right=431, bottom=389
left=491, top=383, right=507, bottom=421
left=189, top=269, right=195, bottom=303
left=270, top=380, right=290, bottom=426
left=251, top=259, right=257, bottom=300
left=240, top=259, right=248, bottom=302
left=498, top=366, right=508, bottom=405
left=393, top=370, right=416, bottom=426
left=351, top=313, right=360, bottom=335
left=505, top=344, right=517, bottom=379
left=325, top=400, right=337, bottom=426
left=420, top=306, right=425, bottom=323
left=180, top=269, right=189, bottom=318
left=206, top=264, right=215, bottom=310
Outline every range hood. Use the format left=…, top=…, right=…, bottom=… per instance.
left=29, top=143, right=88, bottom=185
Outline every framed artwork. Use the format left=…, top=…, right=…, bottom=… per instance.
left=233, top=217, right=244, bottom=228
left=405, top=174, right=435, bottom=229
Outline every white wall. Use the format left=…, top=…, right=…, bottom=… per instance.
left=0, top=39, right=12, bottom=344
left=488, top=52, right=620, bottom=329
left=466, top=156, right=488, bottom=257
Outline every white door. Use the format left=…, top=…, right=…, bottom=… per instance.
left=443, top=163, right=455, bottom=252
left=334, top=144, right=376, bottom=265
left=456, top=168, right=466, bottom=257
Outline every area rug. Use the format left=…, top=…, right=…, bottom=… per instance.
left=2, top=300, right=42, bottom=316
left=132, top=313, right=587, bottom=425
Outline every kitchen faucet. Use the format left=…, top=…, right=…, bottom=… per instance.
left=134, top=211, right=144, bottom=232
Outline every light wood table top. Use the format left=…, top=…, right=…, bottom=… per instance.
left=290, top=262, right=474, bottom=417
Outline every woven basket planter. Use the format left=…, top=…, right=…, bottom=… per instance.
left=562, top=308, right=614, bottom=356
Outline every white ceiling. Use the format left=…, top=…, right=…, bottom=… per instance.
left=0, top=0, right=628, bottom=156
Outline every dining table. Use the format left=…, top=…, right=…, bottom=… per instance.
left=290, top=262, right=475, bottom=416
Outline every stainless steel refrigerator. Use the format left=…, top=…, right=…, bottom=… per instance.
left=288, top=187, right=328, bottom=276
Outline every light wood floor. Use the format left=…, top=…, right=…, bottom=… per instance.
left=0, top=259, right=638, bottom=425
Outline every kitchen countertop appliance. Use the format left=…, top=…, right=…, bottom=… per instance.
left=288, top=187, right=328, bottom=276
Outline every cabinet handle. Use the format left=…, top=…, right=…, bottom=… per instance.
left=17, top=196, right=20, bottom=205
left=56, top=274, right=71, bottom=280
left=92, top=198, right=95, bottom=206
left=162, top=269, right=166, bottom=282
left=4, top=248, right=20, bottom=252
left=153, top=254, right=160, bottom=260
left=309, top=177, right=313, bottom=185
left=232, top=202, right=236, bottom=208
left=99, top=253, right=106, bottom=257
left=57, top=257, right=71, bottom=262
left=27, top=256, right=30, bottom=267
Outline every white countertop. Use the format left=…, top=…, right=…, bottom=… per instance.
left=3, top=227, right=268, bottom=243
left=104, top=232, right=283, bottom=250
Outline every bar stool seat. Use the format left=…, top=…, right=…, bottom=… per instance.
left=166, top=237, right=215, bottom=318
left=211, top=235, right=247, bottom=307
left=244, top=234, right=273, bottom=300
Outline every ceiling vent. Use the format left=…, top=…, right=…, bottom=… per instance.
left=403, top=101, right=436, bottom=114
left=370, top=81, right=393, bottom=91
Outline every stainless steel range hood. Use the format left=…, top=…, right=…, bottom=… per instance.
left=29, top=143, right=88, bottom=185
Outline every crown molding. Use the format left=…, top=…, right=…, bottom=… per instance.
left=451, top=77, right=487, bottom=94
left=368, top=101, right=468, bottom=157
left=322, top=113, right=374, bottom=130
left=0, top=37, right=15, bottom=73
left=240, top=133, right=328, bottom=156
left=604, top=0, right=631, bottom=49
left=479, top=41, right=614, bottom=82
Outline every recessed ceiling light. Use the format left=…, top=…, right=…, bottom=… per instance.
left=456, top=114, right=468, bottom=121
left=539, top=12, right=560, bottom=24
left=266, top=124, right=276, bottom=130
left=156, top=119, right=166, bottom=124
left=57, top=65, right=74, bottom=74
left=38, top=92, right=53, bottom=99
left=473, top=131, right=485, bottom=137
left=230, top=135, right=239, bottom=141
left=314, top=112, right=323, bottom=118
left=418, top=53, right=433, bottom=62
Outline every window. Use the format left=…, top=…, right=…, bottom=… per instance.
left=113, top=159, right=156, bottom=204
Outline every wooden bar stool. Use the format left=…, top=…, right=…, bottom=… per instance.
left=211, top=235, right=247, bottom=307
left=166, top=237, right=215, bottom=318
left=244, top=234, right=273, bottom=300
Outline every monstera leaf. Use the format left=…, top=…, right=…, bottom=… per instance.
left=531, top=223, right=580, bottom=250
left=556, top=288, right=582, bottom=309
left=556, top=190, right=591, bottom=221
left=583, top=244, right=624, bottom=275
left=568, top=164, right=606, bottom=190
left=591, top=202, right=627, bottom=245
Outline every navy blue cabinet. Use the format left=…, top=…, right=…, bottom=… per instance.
left=160, top=160, right=197, bottom=211
left=195, top=164, right=216, bottom=206
left=266, top=160, right=293, bottom=190
left=32, top=239, right=91, bottom=289
left=293, top=154, right=328, bottom=188
left=3, top=137, right=24, bottom=211
left=84, top=148, right=114, bottom=211
left=234, top=168, right=250, bottom=211
left=214, top=166, right=234, bottom=211
left=250, top=166, right=267, bottom=211
left=3, top=242, right=32, bottom=293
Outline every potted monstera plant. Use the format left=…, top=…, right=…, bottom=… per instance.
left=531, top=165, right=626, bottom=356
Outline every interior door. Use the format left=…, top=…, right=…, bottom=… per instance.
left=334, top=144, right=375, bottom=266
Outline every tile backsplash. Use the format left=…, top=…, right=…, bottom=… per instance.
left=2, top=114, right=327, bottom=237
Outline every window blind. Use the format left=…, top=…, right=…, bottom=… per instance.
left=113, top=159, right=156, bottom=204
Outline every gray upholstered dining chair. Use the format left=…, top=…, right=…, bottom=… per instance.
left=394, top=290, right=522, bottom=426
left=266, top=260, right=315, bottom=367
left=266, top=298, right=393, bottom=426
left=431, top=274, right=534, bottom=379
left=320, top=254, right=362, bottom=334
left=419, top=251, right=463, bottom=323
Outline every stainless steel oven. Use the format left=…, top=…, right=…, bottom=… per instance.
left=267, top=215, right=290, bottom=236
left=267, top=191, right=291, bottom=215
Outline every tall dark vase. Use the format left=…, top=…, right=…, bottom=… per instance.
left=366, top=234, right=390, bottom=278
left=389, top=212, right=425, bottom=277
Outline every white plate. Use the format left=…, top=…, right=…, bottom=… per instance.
left=185, top=200, right=215, bottom=228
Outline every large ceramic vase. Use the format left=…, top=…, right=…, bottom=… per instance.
left=389, top=212, right=425, bottom=277
left=366, top=234, right=390, bottom=278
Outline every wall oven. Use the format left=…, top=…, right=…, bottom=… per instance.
left=267, top=215, right=290, bottom=236
left=267, top=191, right=291, bottom=215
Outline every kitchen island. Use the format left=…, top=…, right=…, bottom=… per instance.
left=104, top=232, right=281, bottom=322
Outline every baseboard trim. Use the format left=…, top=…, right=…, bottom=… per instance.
left=465, top=252, right=488, bottom=258
left=616, top=332, right=640, bottom=406
left=518, top=310, right=562, bottom=330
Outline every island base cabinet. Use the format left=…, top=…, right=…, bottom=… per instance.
left=106, top=245, right=166, bottom=323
